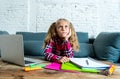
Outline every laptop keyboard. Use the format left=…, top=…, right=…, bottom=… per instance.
left=25, top=60, right=35, bottom=64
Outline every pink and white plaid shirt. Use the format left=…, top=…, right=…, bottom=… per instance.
left=44, top=36, right=74, bottom=62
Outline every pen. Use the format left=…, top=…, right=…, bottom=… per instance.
left=24, top=64, right=46, bottom=72
left=86, top=60, right=89, bottom=65
left=30, top=64, right=46, bottom=68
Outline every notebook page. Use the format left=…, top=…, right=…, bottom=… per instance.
left=70, top=58, right=110, bottom=69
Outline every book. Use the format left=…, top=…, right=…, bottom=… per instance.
left=70, top=57, right=110, bottom=69
left=61, top=62, right=81, bottom=71
left=45, top=62, right=81, bottom=73
left=45, top=62, right=61, bottom=70
left=61, top=62, right=99, bottom=73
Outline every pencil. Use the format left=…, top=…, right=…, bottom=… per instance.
left=86, top=60, right=89, bottom=65
left=24, top=66, right=42, bottom=71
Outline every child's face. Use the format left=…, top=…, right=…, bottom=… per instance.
left=56, top=20, right=70, bottom=38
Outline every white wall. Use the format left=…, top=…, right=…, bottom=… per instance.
left=99, top=0, right=120, bottom=33
left=0, top=0, right=28, bottom=33
left=0, top=0, right=120, bottom=37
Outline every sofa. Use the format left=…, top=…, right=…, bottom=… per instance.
left=16, top=32, right=120, bottom=64
left=0, top=31, right=9, bottom=57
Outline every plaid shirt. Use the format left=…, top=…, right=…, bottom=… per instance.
left=44, top=36, right=74, bottom=62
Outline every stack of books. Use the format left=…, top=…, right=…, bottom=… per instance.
left=44, top=57, right=116, bottom=76
left=61, top=57, right=116, bottom=75
left=69, top=57, right=110, bottom=69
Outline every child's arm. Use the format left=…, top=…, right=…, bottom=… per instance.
left=64, top=41, right=74, bottom=58
left=44, top=42, right=62, bottom=62
left=64, top=29, right=74, bottom=58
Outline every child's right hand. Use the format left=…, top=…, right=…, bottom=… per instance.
left=65, top=29, right=71, bottom=41
left=58, top=56, right=70, bottom=63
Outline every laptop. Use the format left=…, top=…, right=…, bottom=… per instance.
left=0, top=35, right=45, bottom=66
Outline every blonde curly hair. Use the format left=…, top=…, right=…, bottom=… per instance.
left=43, top=18, right=80, bottom=52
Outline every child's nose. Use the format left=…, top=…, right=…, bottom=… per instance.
left=62, top=27, right=65, bottom=31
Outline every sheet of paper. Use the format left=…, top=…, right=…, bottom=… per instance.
left=70, top=58, right=110, bottom=69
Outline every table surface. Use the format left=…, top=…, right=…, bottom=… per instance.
left=0, top=58, right=120, bottom=79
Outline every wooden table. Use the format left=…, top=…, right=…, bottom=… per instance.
left=0, top=58, right=120, bottom=79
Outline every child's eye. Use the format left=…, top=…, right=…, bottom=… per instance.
left=65, top=25, right=68, bottom=28
left=58, top=26, right=62, bottom=29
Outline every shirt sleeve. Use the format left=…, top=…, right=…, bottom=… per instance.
left=44, top=41, right=61, bottom=62
left=64, top=40, right=74, bottom=58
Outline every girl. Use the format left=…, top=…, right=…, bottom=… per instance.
left=43, top=18, right=80, bottom=63
left=43, top=18, right=115, bottom=76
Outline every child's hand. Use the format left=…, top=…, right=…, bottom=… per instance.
left=58, top=56, right=70, bottom=63
left=65, top=29, right=71, bottom=41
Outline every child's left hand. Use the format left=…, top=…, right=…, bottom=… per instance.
left=58, top=56, right=70, bottom=63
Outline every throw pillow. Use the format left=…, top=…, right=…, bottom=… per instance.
left=93, top=32, right=120, bottom=62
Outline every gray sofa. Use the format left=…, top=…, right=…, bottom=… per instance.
left=0, top=31, right=120, bottom=64
left=16, top=32, right=95, bottom=58
left=16, top=32, right=120, bottom=64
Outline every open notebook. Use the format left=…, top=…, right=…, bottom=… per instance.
left=70, top=57, right=110, bottom=69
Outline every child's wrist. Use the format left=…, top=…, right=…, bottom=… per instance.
left=65, top=38, right=68, bottom=41
left=65, top=37, right=69, bottom=41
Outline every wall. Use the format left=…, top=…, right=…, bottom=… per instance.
left=0, top=0, right=28, bottom=33
left=0, top=0, right=120, bottom=37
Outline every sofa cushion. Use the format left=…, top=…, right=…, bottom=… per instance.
left=74, top=43, right=95, bottom=57
left=93, top=32, right=120, bottom=62
left=76, top=32, right=89, bottom=43
left=24, top=41, right=44, bottom=56
left=0, top=31, right=9, bottom=34
left=16, top=32, right=46, bottom=41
